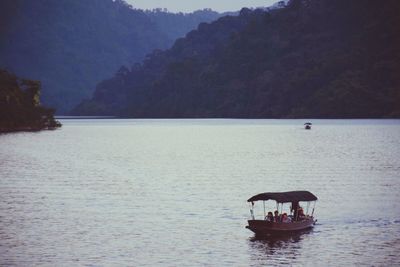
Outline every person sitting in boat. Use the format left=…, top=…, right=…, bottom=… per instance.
left=274, top=210, right=280, bottom=222
left=265, top=211, right=274, bottom=222
left=282, top=213, right=291, bottom=223
left=298, top=207, right=305, bottom=220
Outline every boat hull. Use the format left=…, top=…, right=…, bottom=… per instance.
left=246, top=219, right=315, bottom=236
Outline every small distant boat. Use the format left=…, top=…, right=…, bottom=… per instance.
left=246, top=191, right=318, bottom=236
left=304, top=122, right=312, bottom=130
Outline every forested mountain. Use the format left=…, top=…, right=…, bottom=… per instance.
left=0, top=0, right=222, bottom=113
left=74, top=0, right=400, bottom=118
left=145, top=8, right=233, bottom=44
left=0, top=69, right=61, bottom=132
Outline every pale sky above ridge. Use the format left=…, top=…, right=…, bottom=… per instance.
left=125, top=0, right=278, bottom=13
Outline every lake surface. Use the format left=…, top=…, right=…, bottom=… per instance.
left=1, top=119, right=400, bottom=266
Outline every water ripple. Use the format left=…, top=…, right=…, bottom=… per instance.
left=1, top=119, right=399, bottom=266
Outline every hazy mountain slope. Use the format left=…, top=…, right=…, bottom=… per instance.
left=145, top=9, right=224, bottom=43
left=72, top=9, right=256, bottom=116
left=74, top=0, right=400, bottom=118
left=0, top=0, right=223, bottom=113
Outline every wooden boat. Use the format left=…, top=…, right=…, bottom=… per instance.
left=304, top=122, right=312, bottom=130
left=246, top=191, right=317, bottom=236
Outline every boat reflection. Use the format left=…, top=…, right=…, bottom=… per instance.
left=250, top=228, right=313, bottom=242
left=248, top=229, right=313, bottom=264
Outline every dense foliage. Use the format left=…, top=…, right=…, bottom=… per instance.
left=145, top=8, right=233, bottom=44
left=0, top=70, right=61, bottom=132
left=74, top=0, right=400, bottom=118
left=0, top=0, right=222, bottom=113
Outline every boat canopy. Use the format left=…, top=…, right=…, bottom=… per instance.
left=247, top=191, right=317, bottom=203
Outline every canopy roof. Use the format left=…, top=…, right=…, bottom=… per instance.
left=247, top=191, right=317, bottom=203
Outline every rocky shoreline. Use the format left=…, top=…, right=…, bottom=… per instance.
left=0, top=122, right=62, bottom=134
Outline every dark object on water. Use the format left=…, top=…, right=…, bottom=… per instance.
left=304, top=122, right=312, bottom=130
left=246, top=191, right=317, bottom=236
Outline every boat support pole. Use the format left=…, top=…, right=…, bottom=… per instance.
left=250, top=202, right=255, bottom=220
left=263, top=201, right=266, bottom=218
left=311, top=201, right=316, bottom=217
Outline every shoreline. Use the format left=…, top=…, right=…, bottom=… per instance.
left=0, top=122, right=62, bottom=134
left=0, top=126, right=61, bottom=134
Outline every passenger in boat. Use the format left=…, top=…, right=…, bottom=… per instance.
left=282, top=213, right=291, bottom=223
left=265, top=211, right=274, bottom=222
left=298, top=207, right=305, bottom=220
left=274, top=210, right=280, bottom=222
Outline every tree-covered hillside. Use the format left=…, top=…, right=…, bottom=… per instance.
left=74, top=0, right=400, bottom=118
left=0, top=0, right=222, bottom=113
left=145, top=8, right=231, bottom=44
left=0, top=70, right=61, bottom=132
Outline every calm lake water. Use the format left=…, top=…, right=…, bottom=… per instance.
left=1, top=119, right=400, bottom=266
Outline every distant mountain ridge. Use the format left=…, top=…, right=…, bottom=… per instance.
left=144, top=8, right=236, bottom=44
left=0, top=0, right=224, bottom=113
left=73, top=0, right=400, bottom=118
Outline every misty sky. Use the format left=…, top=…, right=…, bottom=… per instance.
left=126, top=0, right=278, bottom=13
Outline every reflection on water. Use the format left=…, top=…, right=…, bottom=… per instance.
left=1, top=119, right=400, bottom=266
left=248, top=229, right=313, bottom=266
